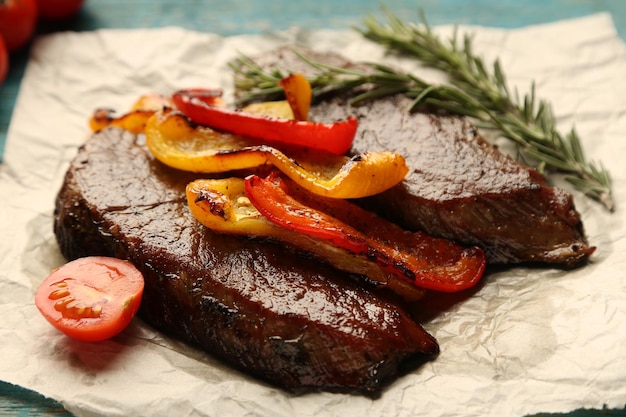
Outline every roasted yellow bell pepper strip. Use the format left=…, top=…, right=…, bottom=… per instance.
left=186, top=176, right=426, bottom=301
left=186, top=176, right=273, bottom=235
left=89, top=93, right=174, bottom=134
left=145, top=108, right=409, bottom=199
left=89, top=108, right=156, bottom=134
left=187, top=174, right=486, bottom=299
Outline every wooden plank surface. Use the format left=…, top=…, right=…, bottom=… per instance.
left=1, top=1, right=625, bottom=415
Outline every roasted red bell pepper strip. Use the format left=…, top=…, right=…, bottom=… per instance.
left=174, top=88, right=225, bottom=107
left=186, top=176, right=423, bottom=300
left=244, top=173, right=486, bottom=293
left=172, top=88, right=358, bottom=155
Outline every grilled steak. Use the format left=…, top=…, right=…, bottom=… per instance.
left=247, top=48, right=593, bottom=267
left=53, top=127, right=439, bottom=393
left=54, top=46, right=593, bottom=394
left=320, top=97, right=593, bottom=266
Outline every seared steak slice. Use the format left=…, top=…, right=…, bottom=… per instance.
left=53, top=127, right=439, bottom=393
left=314, top=96, right=593, bottom=267
left=248, top=48, right=593, bottom=267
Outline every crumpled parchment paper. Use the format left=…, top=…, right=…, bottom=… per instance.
left=0, top=13, right=625, bottom=417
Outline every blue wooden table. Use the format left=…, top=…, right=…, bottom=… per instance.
left=2, top=0, right=626, bottom=161
left=1, top=0, right=626, bottom=415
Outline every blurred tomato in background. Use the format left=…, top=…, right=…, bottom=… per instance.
left=0, top=0, right=87, bottom=86
left=0, top=36, right=7, bottom=84
left=36, top=0, right=85, bottom=20
left=0, top=0, right=38, bottom=52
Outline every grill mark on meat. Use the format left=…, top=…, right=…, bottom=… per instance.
left=54, top=128, right=439, bottom=393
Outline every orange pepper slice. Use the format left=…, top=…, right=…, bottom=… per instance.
left=278, top=73, right=311, bottom=121
left=89, top=93, right=174, bottom=134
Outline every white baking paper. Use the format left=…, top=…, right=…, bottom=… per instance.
left=0, top=13, right=625, bottom=417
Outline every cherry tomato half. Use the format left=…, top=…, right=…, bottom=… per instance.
left=35, top=256, right=145, bottom=342
left=36, top=0, right=84, bottom=20
left=0, top=36, right=8, bottom=85
left=0, top=0, right=37, bottom=52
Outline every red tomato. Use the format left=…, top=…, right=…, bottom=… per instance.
left=35, top=256, right=145, bottom=342
left=0, top=0, right=37, bottom=52
left=0, top=36, right=8, bottom=85
left=36, top=0, right=84, bottom=20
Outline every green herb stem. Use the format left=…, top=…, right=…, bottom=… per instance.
left=229, top=9, right=614, bottom=211
left=358, top=9, right=613, bottom=211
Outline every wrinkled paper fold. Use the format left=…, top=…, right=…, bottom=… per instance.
left=0, top=13, right=625, bottom=417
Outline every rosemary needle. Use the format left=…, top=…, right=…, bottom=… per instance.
left=230, top=10, right=614, bottom=211
left=359, top=9, right=613, bottom=211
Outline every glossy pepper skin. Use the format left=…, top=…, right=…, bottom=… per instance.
left=245, top=174, right=487, bottom=293
left=186, top=176, right=424, bottom=300
left=89, top=93, right=174, bottom=134
left=145, top=108, right=408, bottom=199
left=186, top=173, right=486, bottom=298
left=278, top=73, right=311, bottom=121
left=172, top=88, right=358, bottom=155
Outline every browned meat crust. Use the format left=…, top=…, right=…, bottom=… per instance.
left=314, top=96, right=593, bottom=266
left=249, top=47, right=593, bottom=267
left=53, top=128, right=439, bottom=393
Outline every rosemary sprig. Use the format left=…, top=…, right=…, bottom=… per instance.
left=231, top=54, right=432, bottom=106
left=229, top=11, right=614, bottom=211
left=359, top=9, right=613, bottom=211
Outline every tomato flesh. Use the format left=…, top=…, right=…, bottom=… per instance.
left=35, top=256, right=145, bottom=342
